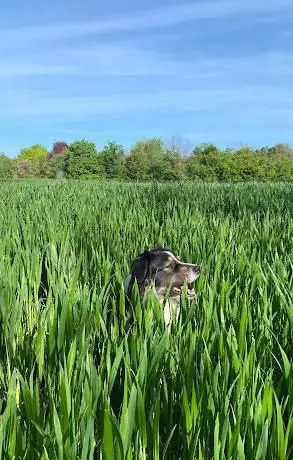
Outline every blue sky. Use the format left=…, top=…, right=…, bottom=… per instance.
left=1, top=0, right=293, bottom=156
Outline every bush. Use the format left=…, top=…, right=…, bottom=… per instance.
left=1, top=139, right=293, bottom=182
left=0, top=154, right=14, bottom=179
left=15, top=160, right=39, bottom=178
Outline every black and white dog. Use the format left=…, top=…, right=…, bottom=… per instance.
left=124, top=248, right=200, bottom=328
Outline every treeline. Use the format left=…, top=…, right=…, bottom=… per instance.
left=1, top=138, right=293, bottom=181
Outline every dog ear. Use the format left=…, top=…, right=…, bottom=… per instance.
left=131, top=251, right=151, bottom=285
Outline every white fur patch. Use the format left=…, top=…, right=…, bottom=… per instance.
left=163, top=298, right=180, bottom=331
left=163, top=250, right=198, bottom=267
left=124, top=274, right=132, bottom=294
left=123, top=275, right=180, bottom=332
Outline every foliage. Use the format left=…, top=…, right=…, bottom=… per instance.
left=0, top=181, right=292, bottom=458
left=17, top=144, right=48, bottom=163
left=37, top=157, right=58, bottom=179
left=0, top=154, right=14, bottom=179
left=257, top=143, right=293, bottom=158
left=2, top=139, right=293, bottom=181
left=192, top=143, right=220, bottom=156
left=15, top=159, right=39, bottom=178
left=160, top=149, right=186, bottom=180
left=126, top=138, right=165, bottom=180
left=49, top=152, right=68, bottom=178
left=65, top=139, right=101, bottom=178
left=99, top=141, right=125, bottom=179
left=15, top=158, right=56, bottom=179
left=49, top=141, right=69, bottom=159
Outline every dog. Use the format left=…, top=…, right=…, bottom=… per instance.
left=124, top=248, right=200, bottom=328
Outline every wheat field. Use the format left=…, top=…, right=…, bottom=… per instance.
left=0, top=180, right=292, bottom=459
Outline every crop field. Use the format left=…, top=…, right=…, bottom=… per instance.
left=0, top=180, right=292, bottom=459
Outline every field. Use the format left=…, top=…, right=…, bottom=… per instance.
left=0, top=180, right=292, bottom=459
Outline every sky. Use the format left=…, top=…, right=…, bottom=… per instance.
left=1, top=0, right=293, bottom=157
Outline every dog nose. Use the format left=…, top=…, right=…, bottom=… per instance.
left=195, top=266, right=200, bottom=273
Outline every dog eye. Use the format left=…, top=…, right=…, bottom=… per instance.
left=165, top=262, right=175, bottom=269
left=155, top=264, right=172, bottom=272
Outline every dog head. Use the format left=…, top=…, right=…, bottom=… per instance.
left=128, top=247, right=200, bottom=300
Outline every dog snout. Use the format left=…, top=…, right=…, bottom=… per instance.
left=180, top=264, right=200, bottom=275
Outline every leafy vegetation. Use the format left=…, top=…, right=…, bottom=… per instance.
left=17, top=144, right=49, bottom=163
left=1, top=140, right=293, bottom=181
left=0, top=154, right=14, bottom=179
left=64, top=140, right=101, bottom=179
left=0, top=180, right=292, bottom=458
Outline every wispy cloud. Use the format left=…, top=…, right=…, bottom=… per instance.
left=47, top=43, right=195, bottom=77
left=2, top=85, right=293, bottom=118
left=0, top=41, right=198, bottom=79
left=2, top=29, right=293, bottom=80
left=1, top=0, right=292, bottom=43
left=1, top=0, right=292, bottom=153
left=0, top=63, right=74, bottom=78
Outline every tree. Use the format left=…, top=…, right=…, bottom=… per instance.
left=267, top=143, right=293, bottom=158
left=160, top=150, right=186, bottom=181
left=164, top=136, right=192, bottom=155
left=49, top=154, right=68, bottom=178
left=37, top=157, right=57, bottom=178
left=49, top=141, right=69, bottom=159
left=0, top=154, right=14, bottom=179
left=192, top=143, right=220, bottom=156
left=15, top=160, right=39, bottom=178
left=187, top=145, right=226, bottom=181
left=229, top=148, right=264, bottom=181
left=18, top=144, right=48, bottom=163
left=48, top=141, right=69, bottom=178
left=64, top=140, right=101, bottom=178
left=99, top=141, right=125, bottom=179
left=125, top=138, right=165, bottom=180
left=186, top=155, right=217, bottom=181
left=274, top=155, right=293, bottom=180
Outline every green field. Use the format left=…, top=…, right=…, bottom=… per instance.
left=0, top=181, right=292, bottom=459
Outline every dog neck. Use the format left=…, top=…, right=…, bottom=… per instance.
left=124, top=274, right=133, bottom=295
left=124, top=274, right=180, bottom=329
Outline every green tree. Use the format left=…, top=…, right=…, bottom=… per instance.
left=192, top=143, right=220, bottom=156
left=229, top=148, right=264, bottom=181
left=18, top=144, right=48, bottom=163
left=0, top=154, right=14, bottom=179
left=48, top=153, right=68, bottom=178
left=186, top=156, right=217, bottom=181
left=272, top=155, right=293, bottom=180
left=99, top=141, right=125, bottom=179
left=268, top=143, right=293, bottom=158
left=187, top=145, right=226, bottom=181
left=125, top=138, right=165, bottom=180
left=65, top=140, right=101, bottom=178
left=160, top=150, right=186, bottom=181
left=37, top=157, right=56, bottom=178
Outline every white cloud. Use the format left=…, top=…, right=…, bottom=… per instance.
left=0, top=0, right=292, bottom=132
left=2, top=33, right=293, bottom=80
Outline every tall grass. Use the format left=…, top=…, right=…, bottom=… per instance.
left=0, top=180, right=292, bottom=459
